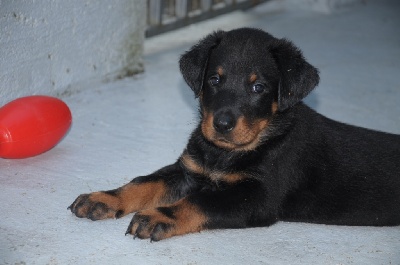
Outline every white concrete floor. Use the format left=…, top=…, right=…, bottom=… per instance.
left=1, top=0, right=400, bottom=264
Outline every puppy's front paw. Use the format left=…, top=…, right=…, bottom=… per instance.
left=125, top=202, right=207, bottom=241
left=125, top=208, right=175, bottom=242
left=68, top=192, right=123, bottom=221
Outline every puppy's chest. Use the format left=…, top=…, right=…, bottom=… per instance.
left=180, top=149, right=248, bottom=184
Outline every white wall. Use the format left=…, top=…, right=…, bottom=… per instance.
left=0, top=1, right=145, bottom=105
left=284, top=0, right=363, bottom=13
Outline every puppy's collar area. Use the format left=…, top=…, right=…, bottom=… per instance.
left=179, top=150, right=247, bottom=184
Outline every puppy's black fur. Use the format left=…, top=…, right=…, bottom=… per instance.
left=69, top=28, right=400, bottom=241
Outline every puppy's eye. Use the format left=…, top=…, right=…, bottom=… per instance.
left=208, top=75, right=220, bottom=86
left=252, top=83, right=266, bottom=94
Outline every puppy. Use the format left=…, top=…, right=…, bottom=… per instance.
left=69, top=28, right=400, bottom=241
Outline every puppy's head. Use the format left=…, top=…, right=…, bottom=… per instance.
left=179, top=28, right=319, bottom=151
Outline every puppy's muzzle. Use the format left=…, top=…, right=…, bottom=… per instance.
left=213, top=111, right=236, bottom=134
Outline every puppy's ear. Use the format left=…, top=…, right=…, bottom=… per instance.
left=179, top=31, right=225, bottom=97
left=272, top=39, right=319, bottom=111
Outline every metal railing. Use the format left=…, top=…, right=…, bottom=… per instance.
left=146, top=0, right=269, bottom=37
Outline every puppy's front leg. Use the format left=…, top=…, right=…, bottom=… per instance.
left=126, top=179, right=276, bottom=241
left=68, top=162, right=187, bottom=220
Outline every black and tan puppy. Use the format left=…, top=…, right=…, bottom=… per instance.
left=69, top=28, right=400, bottom=241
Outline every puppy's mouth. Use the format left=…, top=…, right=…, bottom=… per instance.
left=213, top=136, right=259, bottom=151
left=201, top=112, right=269, bottom=151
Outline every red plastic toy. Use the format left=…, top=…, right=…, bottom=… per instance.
left=0, top=95, right=72, bottom=159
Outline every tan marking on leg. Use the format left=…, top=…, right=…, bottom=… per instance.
left=172, top=199, right=207, bottom=237
left=87, top=192, right=120, bottom=210
left=118, top=182, right=168, bottom=214
left=69, top=182, right=168, bottom=220
left=129, top=199, right=207, bottom=241
left=71, top=192, right=120, bottom=219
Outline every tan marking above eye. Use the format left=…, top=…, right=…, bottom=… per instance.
left=217, top=66, right=224, bottom=76
left=272, top=101, right=278, bottom=114
left=249, top=73, right=257, bottom=83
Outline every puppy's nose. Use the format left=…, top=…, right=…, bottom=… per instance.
left=213, top=112, right=236, bottom=134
